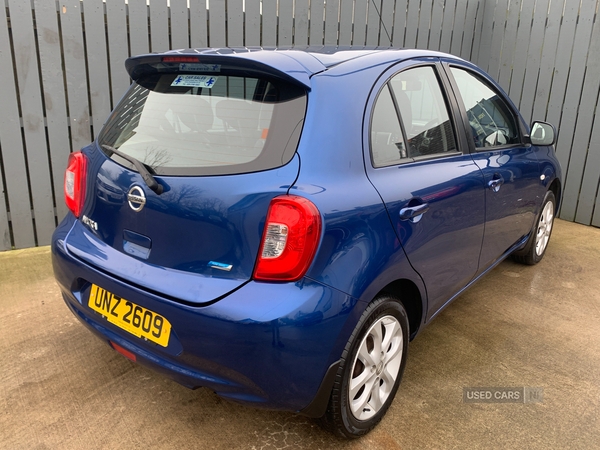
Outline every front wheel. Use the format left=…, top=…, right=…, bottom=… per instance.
left=513, top=190, right=556, bottom=265
left=319, top=295, right=409, bottom=438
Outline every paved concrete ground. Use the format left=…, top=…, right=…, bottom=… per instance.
left=1, top=219, right=599, bottom=449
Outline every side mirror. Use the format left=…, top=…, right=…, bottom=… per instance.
left=529, top=121, right=557, bottom=146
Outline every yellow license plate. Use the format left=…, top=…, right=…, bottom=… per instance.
left=88, top=284, right=171, bottom=347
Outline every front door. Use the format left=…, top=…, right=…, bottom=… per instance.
left=446, top=65, right=543, bottom=272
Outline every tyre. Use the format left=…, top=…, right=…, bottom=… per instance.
left=319, top=295, right=409, bottom=438
left=512, top=190, right=556, bottom=265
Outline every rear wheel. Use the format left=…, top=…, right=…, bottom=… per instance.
left=513, top=190, right=556, bottom=265
left=319, top=295, right=409, bottom=438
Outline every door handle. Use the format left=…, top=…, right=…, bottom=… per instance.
left=399, top=203, right=430, bottom=222
left=488, top=175, right=504, bottom=193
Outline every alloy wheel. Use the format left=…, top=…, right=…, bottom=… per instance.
left=535, top=201, right=554, bottom=256
left=348, top=315, right=404, bottom=420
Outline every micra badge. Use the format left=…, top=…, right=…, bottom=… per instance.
left=82, top=215, right=98, bottom=231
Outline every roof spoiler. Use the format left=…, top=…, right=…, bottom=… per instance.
left=125, top=50, right=314, bottom=89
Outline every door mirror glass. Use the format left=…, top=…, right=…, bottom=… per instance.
left=530, top=121, right=556, bottom=146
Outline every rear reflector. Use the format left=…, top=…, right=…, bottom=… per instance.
left=64, top=151, right=87, bottom=218
left=162, top=56, right=199, bottom=62
left=110, top=341, right=136, bottom=362
left=253, top=195, right=321, bottom=282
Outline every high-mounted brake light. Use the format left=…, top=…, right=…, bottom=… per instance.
left=162, top=56, right=199, bottom=62
left=64, top=151, right=87, bottom=218
left=253, top=195, right=322, bottom=282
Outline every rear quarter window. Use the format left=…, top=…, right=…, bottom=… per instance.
left=98, top=73, right=307, bottom=176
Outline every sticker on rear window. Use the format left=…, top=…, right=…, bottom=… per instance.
left=171, top=75, right=218, bottom=88
left=179, top=63, right=221, bottom=72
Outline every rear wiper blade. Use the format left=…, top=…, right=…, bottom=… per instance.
left=101, top=144, right=163, bottom=195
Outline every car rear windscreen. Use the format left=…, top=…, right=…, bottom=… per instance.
left=98, top=73, right=307, bottom=176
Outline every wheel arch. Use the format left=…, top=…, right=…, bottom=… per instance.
left=378, top=278, right=424, bottom=340
left=299, top=276, right=425, bottom=418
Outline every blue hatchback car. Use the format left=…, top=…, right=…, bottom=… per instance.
left=52, top=47, right=561, bottom=438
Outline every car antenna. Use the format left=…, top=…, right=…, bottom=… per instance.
left=370, top=0, right=392, bottom=45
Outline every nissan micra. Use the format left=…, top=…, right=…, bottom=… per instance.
left=52, top=47, right=561, bottom=438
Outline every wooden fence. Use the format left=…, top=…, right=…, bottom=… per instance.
left=0, top=0, right=599, bottom=250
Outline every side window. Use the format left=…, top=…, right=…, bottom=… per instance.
left=389, top=66, right=458, bottom=157
left=370, top=86, right=408, bottom=167
left=450, top=67, right=520, bottom=148
left=370, top=66, right=459, bottom=167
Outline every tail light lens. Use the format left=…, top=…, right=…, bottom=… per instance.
left=253, top=195, right=322, bottom=282
left=64, top=151, right=87, bottom=218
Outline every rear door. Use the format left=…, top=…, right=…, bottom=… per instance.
left=444, top=63, right=543, bottom=272
left=364, top=60, right=486, bottom=319
left=67, top=70, right=307, bottom=304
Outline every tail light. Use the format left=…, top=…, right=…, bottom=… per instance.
left=253, top=195, right=322, bottom=282
left=64, top=151, right=87, bottom=218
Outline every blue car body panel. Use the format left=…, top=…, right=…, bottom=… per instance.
left=51, top=47, right=563, bottom=415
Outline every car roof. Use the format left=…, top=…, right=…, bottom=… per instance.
left=125, top=47, right=464, bottom=89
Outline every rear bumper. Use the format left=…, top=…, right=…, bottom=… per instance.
left=52, top=215, right=362, bottom=413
